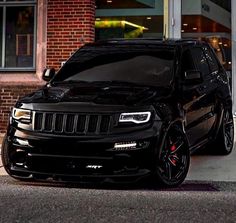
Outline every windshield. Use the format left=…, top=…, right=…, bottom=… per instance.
left=53, top=45, right=176, bottom=87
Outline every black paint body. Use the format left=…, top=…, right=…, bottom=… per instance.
left=3, top=39, right=232, bottom=184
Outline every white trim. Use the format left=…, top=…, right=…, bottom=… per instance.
left=232, top=0, right=236, bottom=115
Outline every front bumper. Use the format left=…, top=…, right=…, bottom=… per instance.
left=4, top=121, right=161, bottom=184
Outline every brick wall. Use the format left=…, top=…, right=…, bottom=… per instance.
left=0, top=1, right=95, bottom=134
left=0, top=85, right=42, bottom=134
left=47, top=0, right=95, bottom=70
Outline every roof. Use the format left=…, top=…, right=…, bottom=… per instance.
left=89, top=38, right=205, bottom=47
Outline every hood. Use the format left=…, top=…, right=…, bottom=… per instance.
left=18, top=82, right=172, bottom=106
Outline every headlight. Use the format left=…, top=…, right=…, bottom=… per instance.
left=119, top=112, right=151, bottom=124
left=12, top=108, right=32, bottom=123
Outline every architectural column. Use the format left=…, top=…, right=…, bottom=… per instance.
left=36, top=0, right=47, bottom=79
left=163, top=0, right=182, bottom=39
left=232, top=0, right=236, bottom=115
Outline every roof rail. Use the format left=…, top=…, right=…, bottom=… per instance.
left=95, top=38, right=164, bottom=44
left=91, top=38, right=205, bottom=47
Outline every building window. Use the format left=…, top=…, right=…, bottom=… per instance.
left=0, top=0, right=36, bottom=71
left=95, top=0, right=163, bottom=40
left=181, top=0, right=231, bottom=71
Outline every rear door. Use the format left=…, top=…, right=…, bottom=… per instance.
left=180, top=46, right=216, bottom=147
left=202, top=45, right=221, bottom=133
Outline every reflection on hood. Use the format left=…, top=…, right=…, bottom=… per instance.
left=19, top=83, right=172, bottom=106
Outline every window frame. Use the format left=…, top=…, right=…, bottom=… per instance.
left=0, top=0, right=37, bottom=71
left=180, top=47, right=196, bottom=78
left=203, top=45, right=220, bottom=73
left=189, top=47, right=211, bottom=79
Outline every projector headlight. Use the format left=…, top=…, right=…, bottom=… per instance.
left=12, top=108, right=32, bottom=123
left=119, top=112, right=151, bottom=124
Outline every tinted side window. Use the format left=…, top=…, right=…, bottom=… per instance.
left=203, top=46, right=219, bottom=72
left=181, top=49, right=195, bottom=73
left=190, top=48, right=210, bottom=76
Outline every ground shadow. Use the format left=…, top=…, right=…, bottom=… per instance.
left=0, top=175, right=220, bottom=192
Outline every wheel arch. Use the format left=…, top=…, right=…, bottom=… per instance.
left=157, top=118, right=190, bottom=157
left=153, top=118, right=191, bottom=187
left=213, top=99, right=233, bottom=142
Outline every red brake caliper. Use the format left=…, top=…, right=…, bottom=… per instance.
left=170, top=145, right=176, bottom=152
left=169, top=144, right=177, bottom=166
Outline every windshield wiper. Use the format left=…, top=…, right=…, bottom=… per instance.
left=92, top=80, right=151, bottom=87
left=52, top=80, right=158, bottom=89
left=52, top=80, right=90, bottom=85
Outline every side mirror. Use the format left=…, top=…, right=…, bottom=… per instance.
left=183, top=70, right=203, bottom=85
left=42, top=68, right=55, bottom=82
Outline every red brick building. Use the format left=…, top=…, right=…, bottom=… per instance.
left=0, top=0, right=95, bottom=134
left=0, top=0, right=233, bottom=134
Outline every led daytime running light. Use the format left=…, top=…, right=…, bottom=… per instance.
left=12, top=108, right=31, bottom=121
left=119, top=112, right=151, bottom=124
left=114, top=142, right=137, bottom=149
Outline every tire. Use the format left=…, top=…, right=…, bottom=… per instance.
left=1, top=135, right=11, bottom=175
left=1, top=135, right=33, bottom=181
left=154, top=125, right=190, bottom=187
left=213, top=108, right=234, bottom=155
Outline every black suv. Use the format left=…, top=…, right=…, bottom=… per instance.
left=1, top=39, right=234, bottom=187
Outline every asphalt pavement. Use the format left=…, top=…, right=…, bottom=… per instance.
left=1, top=176, right=236, bottom=222
left=1, top=127, right=236, bottom=222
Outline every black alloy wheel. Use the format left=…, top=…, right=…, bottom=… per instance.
left=155, top=126, right=190, bottom=187
left=214, top=109, right=234, bottom=155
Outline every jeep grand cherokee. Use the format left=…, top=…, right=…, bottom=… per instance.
left=1, top=39, right=234, bottom=187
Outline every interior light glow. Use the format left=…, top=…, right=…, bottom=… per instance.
left=95, top=20, right=147, bottom=30
left=212, top=39, right=218, bottom=43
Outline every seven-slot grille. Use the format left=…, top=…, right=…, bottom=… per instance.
left=33, top=112, right=112, bottom=135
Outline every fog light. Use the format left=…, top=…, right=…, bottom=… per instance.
left=114, top=141, right=137, bottom=151
left=111, top=140, right=150, bottom=151
left=138, top=141, right=150, bottom=149
left=14, top=138, right=31, bottom=147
